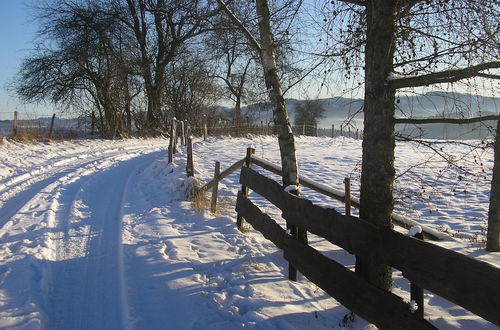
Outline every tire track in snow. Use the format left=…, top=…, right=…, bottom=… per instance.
left=0, top=141, right=167, bottom=329
left=0, top=143, right=168, bottom=233
left=46, top=151, right=163, bottom=330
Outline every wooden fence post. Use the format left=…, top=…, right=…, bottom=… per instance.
left=203, top=123, right=208, bottom=141
left=210, top=161, right=221, bottom=213
left=332, top=124, right=335, bottom=138
left=48, top=113, right=56, bottom=139
left=91, top=111, right=96, bottom=135
left=411, top=230, right=425, bottom=318
left=344, top=177, right=351, bottom=216
left=12, top=111, right=18, bottom=135
left=179, top=120, right=185, bottom=146
left=315, top=123, right=318, bottom=137
left=168, top=118, right=177, bottom=163
left=348, top=127, right=351, bottom=138
left=340, top=125, right=343, bottom=137
left=237, top=147, right=255, bottom=230
left=186, top=137, right=194, bottom=177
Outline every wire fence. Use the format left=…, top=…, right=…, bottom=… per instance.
left=0, top=110, right=363, bottom=141
left=0, top=111, right=91, bottom=140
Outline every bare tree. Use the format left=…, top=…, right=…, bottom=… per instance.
left=293, top=99, right=325, bottom=135
left=163, top=48, right=222, bottom=130
left=318, top=0, right=499, bottom=288
left=13, top=0, right=137, bottom=139
left=116, top=0, right=219, bottom=134
left=207, top=26, right=257, bottom=129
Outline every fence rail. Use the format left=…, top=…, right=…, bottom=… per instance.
left=249, top=154, right=447, bottom=241
left=236, top=165, right=500, bottom=328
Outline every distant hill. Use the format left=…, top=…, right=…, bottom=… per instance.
left=243, top=92, right=499, bottom=139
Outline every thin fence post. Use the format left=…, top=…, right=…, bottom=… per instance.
left=340, top=125, right=343, bottom=137
left=348, top=127, right=351, bottom=138
left=302, top=122, right=305, bottom=135
left=237, top=147, right=255, bottom=230
left=179, top=120, right=185, bottom=146
left=315, top=123, right=318, bottom=137
left=184, top=120, right=189, bottom=143
left=168, top=118, right=177, bottom=163
left=356, top=129, right=360, bottom=139
left=344, top=177, right=351, bottom=216
left=267, top=122, right=270, bottom=135
left=210, top=161, right=221, bottom=213
left=91, top=111, right=95, bottom=135
left=13, top=111, right=18, bottom=135
left=332, top=124, right=335, bottom=138
left=48, top=113, right=56, bottom=139
left=411, top=230, right=425, bottom=318
left=186, top=137, right=194, bottom=177
left=203, top=122, right=207, bottom=140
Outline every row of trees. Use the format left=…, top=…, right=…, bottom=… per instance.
left=13, top=0, right=499, bottom=294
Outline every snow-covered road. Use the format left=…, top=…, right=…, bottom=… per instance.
left=0, top=136, right=498, bottom=329
left=0, top=140, right=169, bottom=329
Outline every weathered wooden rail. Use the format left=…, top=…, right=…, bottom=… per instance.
left=236, top=165, right=500, bottom=329
left=247, top=151, right=447, bottom=240
left=193, top=145, right=446, bottom=240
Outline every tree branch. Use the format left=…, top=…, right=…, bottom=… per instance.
left=216, top=0, right=261, bottom=52
left=337, top=0, right=366, bottom=6
left=389, top=61, right=500, bottom=89
left=395, top=115, right=500, bottom=125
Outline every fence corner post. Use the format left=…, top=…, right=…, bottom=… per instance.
left=236, top=147, right=255, bottom=231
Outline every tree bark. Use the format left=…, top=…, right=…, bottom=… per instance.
left=255, top=0, right=298, bottom=188
left=487, top=120, right=500, bottom=251
left=355, top=0, right=397, bottom=291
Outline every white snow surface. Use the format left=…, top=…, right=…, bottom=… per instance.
left=0, top=135, right=498, bottom=329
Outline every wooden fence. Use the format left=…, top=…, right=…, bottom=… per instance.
left=167, top=117, right=363, bottom=140
left=236, top=165, right=500, bottom=329
left=191, top=145, right=447, bottom=241
left=179, top=144, right=500, bottom=329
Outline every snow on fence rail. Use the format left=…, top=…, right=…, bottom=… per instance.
left=235, top=166, right=500, bottom=328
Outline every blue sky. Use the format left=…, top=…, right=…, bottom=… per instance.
left=0, top=1, right=49, bottom=120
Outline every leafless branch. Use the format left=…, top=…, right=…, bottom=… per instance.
left=389, top=61, right=500, bottom=89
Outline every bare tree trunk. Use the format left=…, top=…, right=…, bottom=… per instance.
left=255, top=0, right=298, bottom=188
left=355, top=0, right=396, bottom=291
left=487, top=120, right=500, bottom=251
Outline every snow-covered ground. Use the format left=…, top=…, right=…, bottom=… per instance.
left=0, top=135, right=498, bottom=329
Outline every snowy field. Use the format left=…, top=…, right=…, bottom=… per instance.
left=0, top=135, right=498, bottom=329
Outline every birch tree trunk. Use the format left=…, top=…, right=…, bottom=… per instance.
left=355, top=0, right=397, bottom=291
left=255, top=0, right=299, bottom=188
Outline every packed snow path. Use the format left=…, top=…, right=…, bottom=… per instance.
left=0, top=137, right=498, bottom=329
left=0, top=140, right=168, bottom=329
